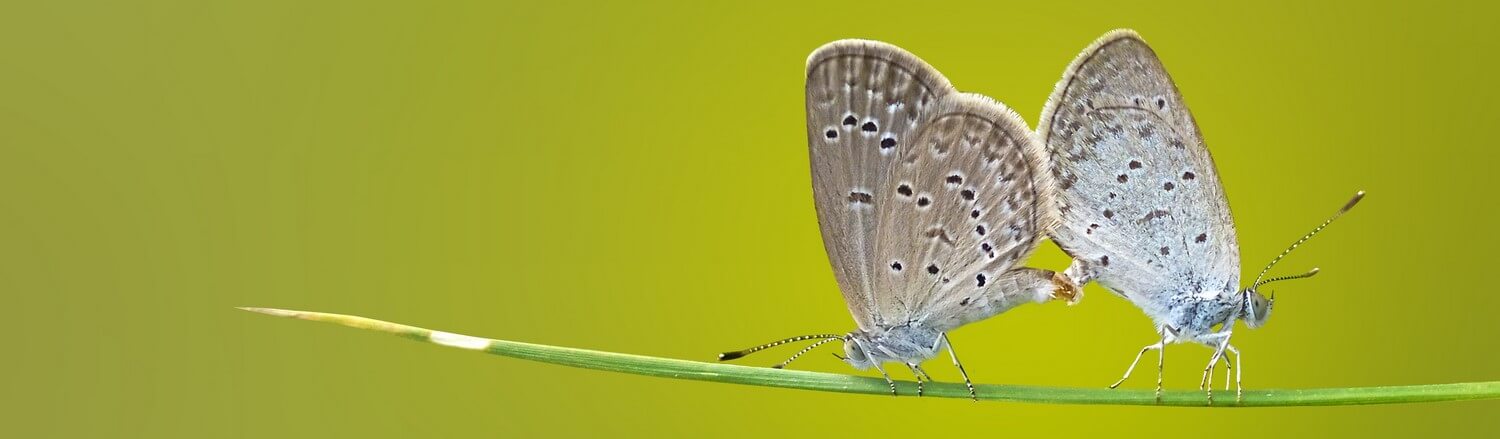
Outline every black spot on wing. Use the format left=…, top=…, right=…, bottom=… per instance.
left=1139, top=209, right=1169, bottom=222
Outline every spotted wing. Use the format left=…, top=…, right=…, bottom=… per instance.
left=870, top=94, right=1056, bottom=329
left=1036, top=30, right=1240, bottom=312
left=807, top=40, right=954, bottom=330
left=808, top=40, right=1055, bottom=330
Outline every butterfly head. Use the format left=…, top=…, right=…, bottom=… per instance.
left=1239, top=289, right=1275, bottom=329
left=839, top=333, right=874, bottom=369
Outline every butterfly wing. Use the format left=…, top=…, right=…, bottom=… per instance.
left=808, top=41, right=1058, bottom=331
left=873, top=93, right=1058, bottom=330
left=1037, top=30, right=1240, bottom=313
left=807, top=40, right=955, bottom=330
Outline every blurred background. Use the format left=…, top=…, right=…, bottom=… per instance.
left=3, top=0, right=1496, bottom=437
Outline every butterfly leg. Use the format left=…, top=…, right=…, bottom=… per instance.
left=940, top=333, right=978, bottom=401
left=1201, top=350, right=1232, bottom=396
left=915, top=364, right=935, bottom=382
left=1221, top=349, right=1234, bottom=391
left=906, top=363, right=926, bottom=397
left=1206, top=353, right=1218, bottom=390
left=1155, top=333, right=1166, bottom=402
left=1225, top=343, right=1242, bottom=402
left=1108, top=340, right=1165, bottom=390
left=910, top=363, right=935, bottom=382
left=1198, top=331, right=1232, bottom=404
left=871, top=362, right=898, bottom=397
left=1201, top=345, right=1228, bottom=404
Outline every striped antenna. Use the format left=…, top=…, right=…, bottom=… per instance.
left=717, top=334, right=845, bottom=361
left=771, top=337, right=842, bottom=369
left=1247, top=191, right=1365, bottom=291
left=1252, top=267, right=1321, bottom=299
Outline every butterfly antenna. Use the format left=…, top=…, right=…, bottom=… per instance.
left=1252, top=267, right=1320, bottom=291
left=717, top=334, right=844, bottom=361
left=1248, top=190, right=1365, bottom=291
left=771, top=337, right=842, bottom=369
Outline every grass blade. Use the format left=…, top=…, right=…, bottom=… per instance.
left=239, top=307, right=1499, bottom=407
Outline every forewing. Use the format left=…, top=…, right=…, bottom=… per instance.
left=807, top=40, right=954, bottom=329
left=1037, top=30, right=1240, bottom=307
left=870, top=93, right=1054, bottom=326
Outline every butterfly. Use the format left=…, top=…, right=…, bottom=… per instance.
left=1036, top=29, right=1363, bottom=402
left=718, top=40, right=1079, bottom=400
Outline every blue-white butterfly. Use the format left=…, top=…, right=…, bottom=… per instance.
left=1036, top=29, right=1363, bottom=402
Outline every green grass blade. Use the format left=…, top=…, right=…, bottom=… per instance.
left=238, top=307, right=1499, bottom=407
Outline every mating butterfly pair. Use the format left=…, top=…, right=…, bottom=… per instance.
left=720, top=30, right=1361, bottom=403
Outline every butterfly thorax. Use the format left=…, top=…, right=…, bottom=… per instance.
left=842, top=324, right=943, bottom=370
left=1155, top=292, right=1238, bottom=342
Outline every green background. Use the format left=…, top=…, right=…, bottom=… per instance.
left=4, top=1, right=1496, bottom=437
